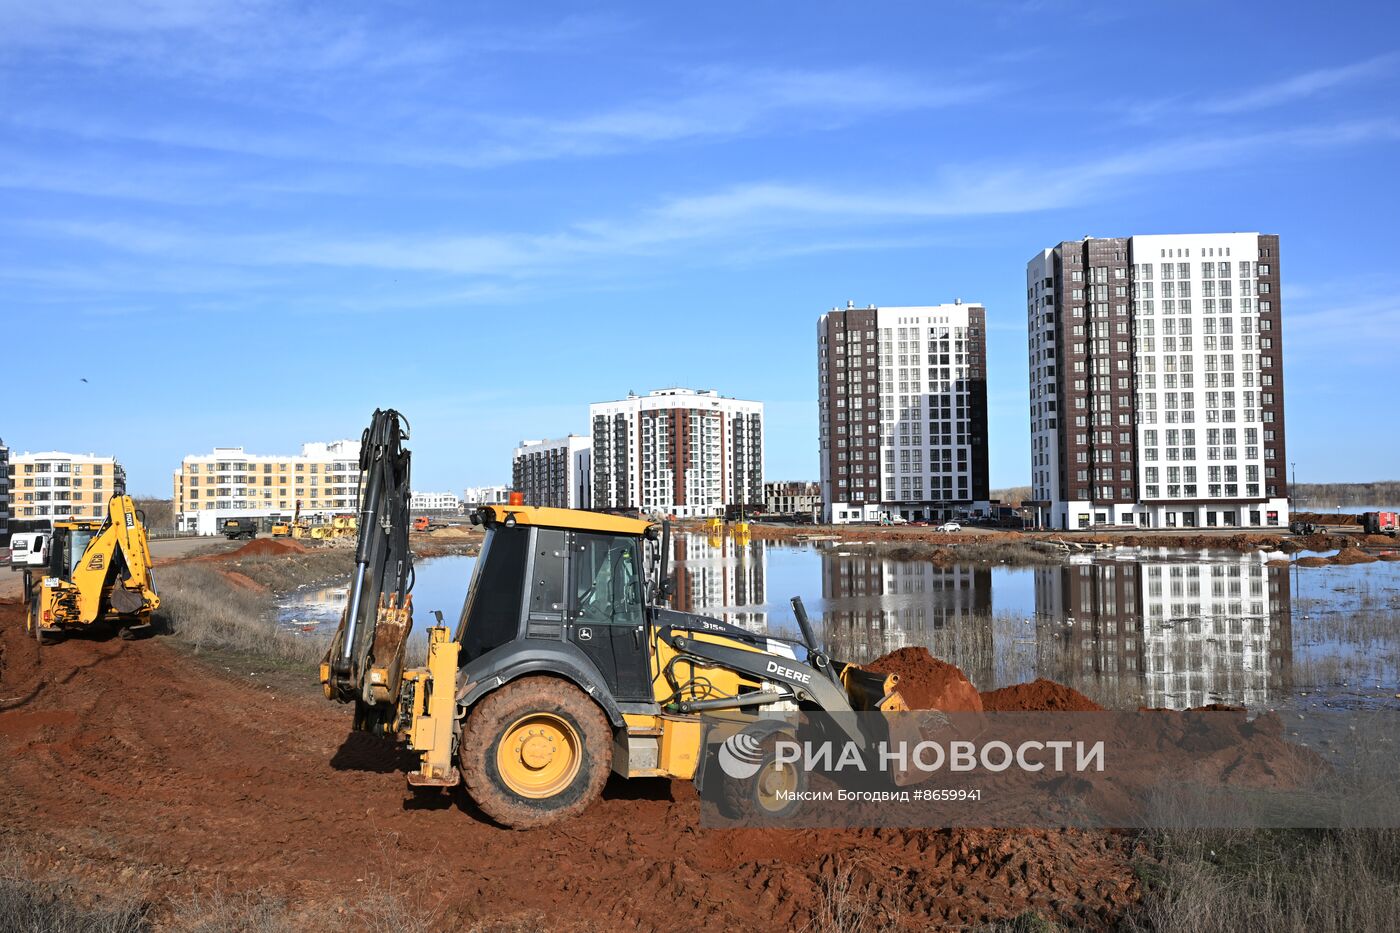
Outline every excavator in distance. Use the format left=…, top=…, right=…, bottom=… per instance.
left=322, top=409, right=907, bottom=828
left=23, top=494, right=160, bottom=644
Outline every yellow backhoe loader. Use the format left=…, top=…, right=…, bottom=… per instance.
left=322, top=409, right=905, bottom=828
left=23, top=494, right=160, bottom=643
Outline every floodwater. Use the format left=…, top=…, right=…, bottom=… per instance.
left=278, top=534, right=1400, bottom=711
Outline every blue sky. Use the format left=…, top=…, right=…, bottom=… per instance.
left=4, top=1, right=1398, bottom=496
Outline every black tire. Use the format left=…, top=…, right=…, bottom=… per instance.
left=718, top=731, right=806, bottom=821
left=459, top=676, right=612, bottom=829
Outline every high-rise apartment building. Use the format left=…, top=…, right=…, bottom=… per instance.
left=8, top=451, right=126, bottom=522
left=0, top=438, right=9, bottom=543
left=1027, top=233, right=1288, bottom=530
left=512, top=435, right=592, bottom=509
left=173, top=440, right=361, bottom=535
left=817, top=302, right=990, bottom=524
left=590, top=388, right=763, bottom=518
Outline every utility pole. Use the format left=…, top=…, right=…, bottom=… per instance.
left=1291, top=462, right=1298, bottom=508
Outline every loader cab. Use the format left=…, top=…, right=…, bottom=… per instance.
left=456, top=505, right=656, bottom=702
left=47, top=521, right=101, bottom=582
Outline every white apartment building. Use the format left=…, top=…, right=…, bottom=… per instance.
left=410, top=491, right=461, bottom=511
left=512, top=435, right=592, bottom=509
left=590, top=388, right=763, bottom=518
left=1027, top=233, right=1289, bottom=530
left=9, top=451, right=126, bottom=522
left=462, top=485, right=511, bottom=505
left=173, top=440, right=361, bottom=535
left=818, top=302, right=991, bottom=524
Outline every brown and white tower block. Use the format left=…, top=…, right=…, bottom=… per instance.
left=1026, top=233, right=1288, bottom=530
left=817, top=301, right=990, bottom=524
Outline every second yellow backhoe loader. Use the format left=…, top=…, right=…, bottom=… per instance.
left=23, top=494, right=160, bottom=643
left=322, top=409, right=907, bottom=828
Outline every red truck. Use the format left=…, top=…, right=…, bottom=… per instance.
left=1361, top=512, right=1399, bottom=536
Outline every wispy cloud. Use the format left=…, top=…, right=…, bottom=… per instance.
left=0, top=1, right=625, bottom=81
left=1123, top=51, right=1399, bottom=123
left=21, top=116, right=1398, bottom=286
left=4, top=63, right=998, bottom=177
left=1201, top=52, right=1400, bottom=114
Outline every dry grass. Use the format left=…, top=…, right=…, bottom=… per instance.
left=0, top=849, right=148, bottom=933
left=155, top=554, right=350, bottom=667
left=1128, top=829, right=1400, bottom=933
left=0, top=844, right=448, bottom=933
left=801, top=857, right=889, bottom=933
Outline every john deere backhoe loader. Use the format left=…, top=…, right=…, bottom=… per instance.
left=322, top=409, right=905, bottom=827
left=24, top=494, right=160, bottom=643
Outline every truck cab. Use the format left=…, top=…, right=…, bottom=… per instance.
left=222, top=518, right=258, bottom=540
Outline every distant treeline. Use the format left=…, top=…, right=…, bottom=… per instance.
left=1293, top=482, right=1400, bottom=509
left=990, top=486, right=1032, bottom=506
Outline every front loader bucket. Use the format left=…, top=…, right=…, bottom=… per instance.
left=839, top=664, right=907, bottom=713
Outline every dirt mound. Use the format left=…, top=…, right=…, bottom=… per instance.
left=429, top=525, right=473, bottom=538
left=229, top=538, right=309, bottom=558
left=1380, top=553, right=1400, bottom=562
left=1294, top=511, right=1359, bottom=526
left=1294, top=548, right=1383, bottom=568
left=1360, top=534, right=1400, bottom=546
left=1330, top=548, right=1379, bottom=565
left=0, top=603, right=1142, bottom=930
left=980, top=679, right=1104, bottom=712
left=866, top=646, right=983, bottom=712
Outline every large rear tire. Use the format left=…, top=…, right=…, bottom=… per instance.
left=459, top=676, right=612, bottom=829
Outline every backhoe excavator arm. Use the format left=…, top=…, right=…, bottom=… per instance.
left=105, top=495, right=160, bottom=616
left=321, top=409, right=415, bottom=725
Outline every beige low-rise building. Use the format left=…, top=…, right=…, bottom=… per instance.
left=8, top=451, right=126, bottom=522
left=173, top=440, right=361, bottom=535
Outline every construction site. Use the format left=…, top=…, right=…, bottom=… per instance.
left=1, top=411, right=1396, bottom=932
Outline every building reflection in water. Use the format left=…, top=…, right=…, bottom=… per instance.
left=818, top=552, right=995, bottom=682
left=662, top=536, right=1293, bottom=709
left=670, top=534, right=768, bottom=630
left=1034, top=554, right=1291, bottom=708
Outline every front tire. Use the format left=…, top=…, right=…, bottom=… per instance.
left=459, top=676, right=612, bottom=829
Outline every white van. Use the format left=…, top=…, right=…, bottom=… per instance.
left=9, top=532, right=50, bottom=569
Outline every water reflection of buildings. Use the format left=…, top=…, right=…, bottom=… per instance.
left=671, top=535, right=768, bottom=630
left=819, top=553, right=994, bottom=673
left=1035, top=555, right=1292, bottom=708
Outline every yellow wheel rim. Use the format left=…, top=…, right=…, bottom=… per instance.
left=755, top=760, right=798, bottom=814
left=496, top=713, right=582, bottom=799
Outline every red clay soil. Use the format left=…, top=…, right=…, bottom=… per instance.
left=0, top=602, right=1145, bottom=930
left=1330, top=548, right=1379, bottom=565
left=867, top=646, right=984, bottom=713
left=229, top=537, right=309, bottom=557
left=1294, top=548, right=1384, bottom=568
left=218, top=569, right=269, bottom=593
left=980, top=679, right=1105, bottom=713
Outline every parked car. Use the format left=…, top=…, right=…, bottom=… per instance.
left=936, top=522, right=962, bottom=533
left=9, top=532, right=51, bottom=568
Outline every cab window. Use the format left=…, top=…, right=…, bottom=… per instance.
left=571, top=533, right=642, bottom=626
